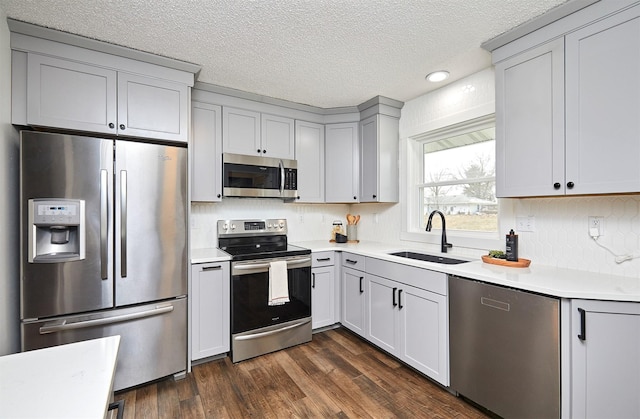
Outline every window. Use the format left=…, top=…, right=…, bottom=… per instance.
left=409, top=115, right=498, bottom=236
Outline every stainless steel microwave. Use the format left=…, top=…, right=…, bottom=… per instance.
left=222, top=153, right=298, bottom=199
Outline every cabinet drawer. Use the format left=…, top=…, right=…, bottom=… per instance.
left=341, top=252, right=365, bottom=271
left=312, top=251, right=334, bottom=267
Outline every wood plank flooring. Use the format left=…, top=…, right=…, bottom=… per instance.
left=116, top=328, right=490, bottom=418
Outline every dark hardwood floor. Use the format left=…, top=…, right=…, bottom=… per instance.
left=116, top=327, right=490, bottom=418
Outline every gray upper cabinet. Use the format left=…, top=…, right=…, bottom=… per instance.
left=295, top=120, right=325, bottom=202
left=24, top=54, right=189, bottom=142
left=11, top=25, right=197, bottom=143
left=495, top=39, right=565, bottom=197
left=191, top=102, right=223, bottom=202
left=325, top=122, right=359, bottom=203
left=494, top=2, right=640, bottom=197
left=222, top=107, right=295, bottom=160
left=360, top=114, right=399, bottom=203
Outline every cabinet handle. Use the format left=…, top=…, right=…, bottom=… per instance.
left=553, top=182, right=561, bottom=190
left=392, top=287, right=397, bottom=307
left=316, top=257, right=330, bottom=262
left=312, top=272, right=316, bottom=288
left=217, top=194, right=221, bottom=198
left=262, top=149, right=267, bottom=154
left=372, top=194, right=377, bottom=199
left=353, top=196, right=357, bottom=200
left=398, top=289, right=403, bottom=309
left=202, top=265, right=221, bottom=271
left=578, top=308, right=586, bottom=341
left=257, top=149, right=261, bottom=153
left=345, top=259, right=358, bottom=265
left=567, top=181, right=575, bottom=189
left=119, top=124, right=125, bottom=130
left=359, top=276, right=364, bottom=293
left=108, top=122, right=115, bottom=129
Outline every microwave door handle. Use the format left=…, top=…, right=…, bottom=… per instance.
left=279, top=160, right=285, bottom=195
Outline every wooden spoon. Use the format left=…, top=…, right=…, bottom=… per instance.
left=355, top=215, right=360, bottom=224
left=347, top=214, right=356, bottom=225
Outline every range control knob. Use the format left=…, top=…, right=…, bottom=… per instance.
left=279, top=221, right=285, bottom=228
left=223, top=223, right=229, bottom=230
left=230, top=224, right=236, bottom=230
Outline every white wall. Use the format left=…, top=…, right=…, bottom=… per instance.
left=0, top=6, right=21, bottom=355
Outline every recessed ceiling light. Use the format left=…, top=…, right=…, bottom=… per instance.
left=426, top=71, right=450, bottom=83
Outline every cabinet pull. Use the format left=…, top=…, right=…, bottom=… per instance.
left=312, top=272, right=316, bottom=288
left=202, top=265, right=222, bottom=271
left=108, top=122, right=115, bottom=129
left=578, top=308, right=586, bottom=341
left=359, top=276, right=364, bottom=293
left=553, top=182, right=561, bottom=190
left=119, top=124, right=126, bottom=130
left=398, top=289, right=403, bottom=309
left=392, top=287, right=397, bottom=307
left=567, top=181, right=575, bottom=189
left=345, top=259, right=358, bottom=264
left=316, top=257, right=331, bottom=262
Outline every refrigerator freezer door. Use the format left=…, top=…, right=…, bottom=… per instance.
left=114, top=141, right=187, bottom=306
left=22, top=297, right=187, bottom=391
left=20, top=131, right=114, bottom=319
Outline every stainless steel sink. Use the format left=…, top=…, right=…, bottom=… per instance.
left=389, top=251, right=469, bottom=265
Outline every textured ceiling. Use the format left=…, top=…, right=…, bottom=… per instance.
left=0, top=0, right=567, bottom=108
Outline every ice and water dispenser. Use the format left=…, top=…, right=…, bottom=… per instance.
left=28, top=199, right=86, bottom=263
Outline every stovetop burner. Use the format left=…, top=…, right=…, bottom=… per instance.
left=217, top=218, right=310, bottom=261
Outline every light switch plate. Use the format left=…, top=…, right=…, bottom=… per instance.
left=516, top=216, right=535, bottom=232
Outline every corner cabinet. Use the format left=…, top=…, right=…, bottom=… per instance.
left=325, top=123, right=359, bottom=203
left=495, top=3, right=640, bottom=197
left=191, top=262, right=230, bottom=361
left=191, top=102, right=223, bottom=201
left=20, top=53, right=190, bottom=142
left=295, top=121, right=325, bottom=203
left=571, top=299, right=640, bottom=419
left=359, top=114, right=399, bottom=203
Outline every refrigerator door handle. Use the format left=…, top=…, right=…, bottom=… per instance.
left=100, top=169, right=109, bottom=280
left=120, top=170, right=127, bottom=278
left=38, top=304, right=174, bottom=334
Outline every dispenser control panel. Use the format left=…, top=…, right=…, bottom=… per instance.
left=33, top=200, right=81, bottom=225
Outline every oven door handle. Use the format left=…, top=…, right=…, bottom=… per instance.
left=234, top=257, right=311, bottom=271
left=235, top=318, right=311, bottom=341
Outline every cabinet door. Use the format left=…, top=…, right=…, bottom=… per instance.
left=360, top=114, right=399, bottom=203
left=191, top=263, right=230, bottom=361
left=399, top=285, right=448, bottom=385
left=495, top=38, right=565, bottom=197
left=295, top=120, right=325, bottom=202
left=117, top=72, right=188, bottom=142
left=325, top=122, right=359, bottom=203
left=311, top=266, right=335, bottom=329
left=222, top=107, right=261, bottom=155
left=27, top=54, right=117, bottom=135
left=191, top=102, right=223, bottom=201
left=341, top=266, right=366, bottom=337
left=565, top=6, right=640, bottom=195
left=261, top=114, right=295, bottom=159
left=571, top=300, right=640, bottom=419
left=366, top=274, right=399, bottom=354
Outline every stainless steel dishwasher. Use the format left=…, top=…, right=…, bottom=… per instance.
left=449, top=275, right=560, bottom=419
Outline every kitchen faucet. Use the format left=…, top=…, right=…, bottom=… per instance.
left=425, top=210, right=453, bottom=253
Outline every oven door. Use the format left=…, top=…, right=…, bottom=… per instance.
left=231, top=255, right=311, bottom=334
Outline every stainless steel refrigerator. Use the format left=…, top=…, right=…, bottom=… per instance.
left=20, top=130, right=188, bottom=391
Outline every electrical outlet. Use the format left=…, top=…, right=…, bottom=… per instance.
left=516, top=216, right=535, bottom=232
left=588, top=216, right=604, bottom=237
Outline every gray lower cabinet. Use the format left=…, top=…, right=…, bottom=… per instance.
left=341, top=253, right=366, bottom=336
left=571, top=299, right=640, bottom=419
left=190, top=262, right=230, bottom=361
left=311, top=251, right=337, bottom=329
left=365, top=258, right=448, bottom=386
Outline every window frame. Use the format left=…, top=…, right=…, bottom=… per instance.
left=400, top=114, right=512, bottom=251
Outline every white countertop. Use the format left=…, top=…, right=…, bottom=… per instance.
left=191, top=247, right=231, bottom=264
left=0, top=336, right=121, bottom=419
left=293, top=240, right=640, bottom=302
left=190, top=241, right=640, bottom=302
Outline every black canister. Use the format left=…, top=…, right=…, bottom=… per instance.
left=505, top=229, right=519, bottom=261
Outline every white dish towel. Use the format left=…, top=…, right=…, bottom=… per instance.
left=268, top=260, right=289, bottom=306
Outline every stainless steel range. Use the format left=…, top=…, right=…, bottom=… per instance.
left=217, top=219, right=312, bottom=362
